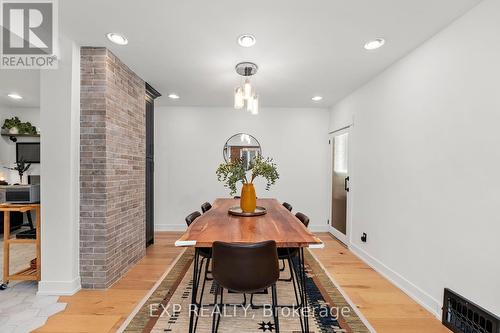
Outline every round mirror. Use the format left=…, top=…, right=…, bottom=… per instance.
left=223, top=133, right=262, bottom=170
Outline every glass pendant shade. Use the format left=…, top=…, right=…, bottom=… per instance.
left=234, top=87, right=244, bottom=109
left=234, top=62, right=259, bottom=114
left=250, top=96, right=259, bottom=115
left=244, top=79, right=252, bottom=99
left=246, top=95, right=253, bottom=112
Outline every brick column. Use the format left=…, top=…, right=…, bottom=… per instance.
left=80, top=47, right=146, bottom=289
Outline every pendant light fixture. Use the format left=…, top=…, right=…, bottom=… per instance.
left=234, top=87, right=244, bottom=109
left=234, top=62, right=259, bottom=115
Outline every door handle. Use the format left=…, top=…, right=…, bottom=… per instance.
left=344, top=176, right=350, bottom=192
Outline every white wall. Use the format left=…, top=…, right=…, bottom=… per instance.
left=155, top=107, right=330, bottom=231
left=0, top=107, right=40, bottom=184
left=329, top=0, right=500, bottom=317
left=38, top=36, right=81, bottom=295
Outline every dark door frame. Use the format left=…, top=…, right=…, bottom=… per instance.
left=145, top=83, right=161, bottom=247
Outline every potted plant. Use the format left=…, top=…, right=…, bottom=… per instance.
left=1, top=117, right=37, bottom=135
left=3, top=160, right=31, bottom=184
left=216, top=156, right=279, bottom=212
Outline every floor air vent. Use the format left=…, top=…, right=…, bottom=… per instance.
left=443, top=288, right=500, bottom=333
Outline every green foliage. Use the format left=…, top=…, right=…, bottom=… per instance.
left=216, top=160, right=247, bottom=196
left=1, top=117, right=37, bottom=134
left=250, top=156, right=280, bottom=191
left=216, top=156, right=279, bottom=196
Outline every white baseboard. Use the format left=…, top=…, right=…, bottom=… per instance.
left=310, top=224, right=330, bottom=232
left=37, top=276, right=81, bottom=296
left=349, top=242, right=442, bottom=319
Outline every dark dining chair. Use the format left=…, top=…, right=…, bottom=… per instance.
left=278, top=202, right=293, bottom=273
left=282, top=202, right=293, bottom=212
left=295, top=212, right=310, bottom=228
left=184, top=211, right=212, bottom=308
left=211, top=241, right=280, bottom=333
left=201, top=202, right=212, bottom=213
left=185, top=211, right=202, bottom=226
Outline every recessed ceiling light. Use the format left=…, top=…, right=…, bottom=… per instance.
left=312, top=96, right=323, bottom=102
left=168, top=93, right=180, bottom=100
left=238, top=34, right=256, bottom=47
left=106, top=33, right=128, bottom=45
left=364, top=38, right=385, bottom=50
left=7, top=93, right=23, bottom=100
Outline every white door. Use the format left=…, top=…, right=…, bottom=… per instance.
left=329, top=128, right=350, bottom=244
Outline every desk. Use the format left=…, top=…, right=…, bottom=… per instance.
left=1, top=203, right=41, bottom=287
left=176, top=198, right=323, bottom=333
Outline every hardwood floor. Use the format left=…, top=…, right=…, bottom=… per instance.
left=34, top=232, right=449, bottom=333
left=33, top=233, right=184, bottom=333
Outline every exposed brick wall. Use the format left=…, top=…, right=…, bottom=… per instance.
left=80, top=47, right=146, bottom=289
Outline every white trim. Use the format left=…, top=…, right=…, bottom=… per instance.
left=309, top=224, right=330, bottom=232
left=37, top=276, right=81, bottom=296
left=328, top=127, right=352, bottom=246
left=349, top=243, right=442, bottom=319
left=308, top=249, right=377, bottom=333
left=175, top=240, right=196, bottom=247
left=116, top=248, right=187, bottom=333
left=308, top=243, right=325, bottom=249
left=328, top=226, right=348, bottom=244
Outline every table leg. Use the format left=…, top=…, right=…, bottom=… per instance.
left=286, top=248, right=305, bottom=332
left=3, top=211, right=10, bottom=286
left=291, top=247, right=309, bottom=333
left=299, top=248, right=309, bottom=332
left=188, top=248, right=200, bottom=333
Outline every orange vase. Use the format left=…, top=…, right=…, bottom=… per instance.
left=240, top=183, right=257, bottom=213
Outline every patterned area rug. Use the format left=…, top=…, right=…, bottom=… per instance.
left=124, top=248, right=370, bottom=333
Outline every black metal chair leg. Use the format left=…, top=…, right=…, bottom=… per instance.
left=250, top=293, right=256, bottom=309
left=211, top=284, right=220, bottom=333
left=279, top=259, right=286, bottom=272
left=215, top=287, right=223, bottom=332
left=288, top=257, right=300, bottom=307
left=271, top=284, right=280, bottom=333
left=250, top=289, right=269, bottom=309
left=278, top=257, right=293, bottom=282
left=205, top=258, right=213, bottom=281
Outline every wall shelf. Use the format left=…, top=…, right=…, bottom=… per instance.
left=1, top=133, right=40, bottom=143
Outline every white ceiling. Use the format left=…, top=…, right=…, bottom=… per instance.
left=1, top=0, right=482, bottom=108
left=0, top=70, right=40, bottom=108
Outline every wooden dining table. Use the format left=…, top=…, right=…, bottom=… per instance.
left=176, top=198, right=324, bottom=333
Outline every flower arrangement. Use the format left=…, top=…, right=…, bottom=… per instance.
left=216, top=156, right=279, bottom=196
